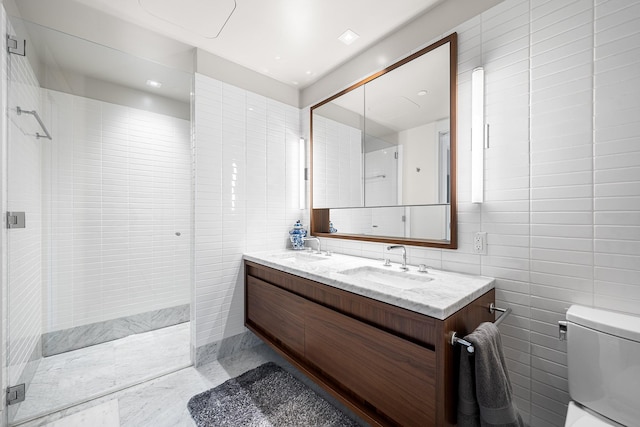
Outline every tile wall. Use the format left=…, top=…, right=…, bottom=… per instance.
left=592, top=0, right=640, bottom=322
left=41, top=89, right=192, bottom=333
left=193, top=73, right=302, bottom=351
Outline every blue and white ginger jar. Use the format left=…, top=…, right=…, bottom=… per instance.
left=289, top=220, right=307, bottom=250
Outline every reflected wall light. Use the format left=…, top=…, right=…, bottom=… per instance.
left=299, top=137, right=306, bottom=210
left=471, top=67, right=485, bottom=204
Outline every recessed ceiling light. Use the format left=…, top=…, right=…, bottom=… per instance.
left=146, top=79, right=162, bottom=88
left=275, top=56, right=281, bottom=60
left=417, top=90, right=427, bottom=96
left=338, top=29, right=360, bottom=45
left=292, top=81, right=299, bottom=86
left=305, top=70, right=312, bottom=76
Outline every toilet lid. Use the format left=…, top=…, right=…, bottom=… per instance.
left=565, top=402, right=622, bottom=427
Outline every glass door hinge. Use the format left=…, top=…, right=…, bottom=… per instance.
left=7, top=384, right=25, bottom=405
left=7, top=35, right=26, bottom=56
left=7, top=211, right=25, bottom=229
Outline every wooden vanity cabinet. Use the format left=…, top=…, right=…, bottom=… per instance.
left=244, top=260, right=495, bottom=426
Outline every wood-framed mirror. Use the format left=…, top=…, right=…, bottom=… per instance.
left=310, top=33, right=457, bottom=249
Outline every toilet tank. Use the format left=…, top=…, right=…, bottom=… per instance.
left=566, top=305, right=640, bottom=427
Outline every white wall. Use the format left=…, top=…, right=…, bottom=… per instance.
left=364, top=148, right=397, bottom=207
left=311, top=0, right=640, bottom=425
left=41, top=89, right=191, bottom=332
left=408, top=205, right=448, bottom=240
left=193, top=73, right=302, bottom=350
left=399, top=122, right=439, bottom=205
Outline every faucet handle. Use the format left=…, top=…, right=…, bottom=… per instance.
left=383, top=258, right=391, bottom=267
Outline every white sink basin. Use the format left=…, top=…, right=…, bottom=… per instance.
left=337, top=266, right=433, bottom=290
left=269, top=252, right=328, bottom=263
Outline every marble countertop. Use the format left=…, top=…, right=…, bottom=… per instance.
left=243, top=250, right=495, bottom=320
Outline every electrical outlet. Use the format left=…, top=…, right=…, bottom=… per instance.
left=473, top=232, right=487, bottom=255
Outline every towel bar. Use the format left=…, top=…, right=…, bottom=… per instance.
left=17, top=106, right=52, bottom=140
left=450, top=303, right=512, bottom=353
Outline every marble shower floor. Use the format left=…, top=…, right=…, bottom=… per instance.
left=16, top=343, right=368, bottom=427
left=12, top=322, right=191, bottom=425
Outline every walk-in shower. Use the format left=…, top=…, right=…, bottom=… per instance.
left=3, top=12, right=193, bottom=425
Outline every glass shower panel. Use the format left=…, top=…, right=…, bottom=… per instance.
left=4, top=16, right=193, bottom=424
left=4, top=14, right=48, bottom=424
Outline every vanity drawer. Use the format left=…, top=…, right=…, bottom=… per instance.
left=306, top=301, right=436, bottom=426
left=246, top=275, right=305, bottom=356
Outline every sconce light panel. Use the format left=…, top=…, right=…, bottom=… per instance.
left=299, top=137, right=306, bottom=210
left=471, top=67, right=484, bottom=204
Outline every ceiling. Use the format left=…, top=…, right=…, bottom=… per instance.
left=73, top=0, right=444, bottom=88
left=16, top=19, right=193, bottom=103
left=10, top=0, right=443, bottom=89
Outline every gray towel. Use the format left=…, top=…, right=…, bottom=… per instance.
left=457, top=322, right=524, bottom=427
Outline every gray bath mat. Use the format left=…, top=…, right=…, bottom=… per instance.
left=187, top=362, right=360, bottom=426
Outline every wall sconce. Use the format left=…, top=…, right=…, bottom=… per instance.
left=299, top=137, right=306, bottom=210
left=471, top=67, right=485, bottom=204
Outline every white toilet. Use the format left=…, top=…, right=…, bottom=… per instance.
left=563, top=305, right=640, bottom=426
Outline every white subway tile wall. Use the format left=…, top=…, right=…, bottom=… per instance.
left=41, top=89, right=191, bottom=333
left=530, top=1, right=595, bottom=424
left=481, top=0, right=533, bottom=421
left=593, top=0, right=640, bottom=315
left=193, top=74, right=302, bottom=349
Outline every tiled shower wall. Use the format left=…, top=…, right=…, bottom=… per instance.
left=193, top=73, right=302, bottom=354
left=312, top=0, right=640, bottom=425
left=41, top=89, right=191, bottom=333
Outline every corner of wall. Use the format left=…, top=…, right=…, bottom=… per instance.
left=195, top=48, right=299, bottom=108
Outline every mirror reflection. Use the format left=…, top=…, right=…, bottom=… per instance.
left=313, top=42, right=450, bottom=209
left=312, top=86, right=364, bottom=209
left=311, top=34, right=456, bottom=246
left=329, top=205, right=450, bottom=241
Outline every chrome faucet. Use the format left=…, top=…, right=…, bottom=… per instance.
left=303, top=236, right=322, bottom=254
left=387, top=245, right=408, bottom=271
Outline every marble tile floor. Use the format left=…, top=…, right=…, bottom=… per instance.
left=12, top=322, right=191, bottom=425
left=18, top=343, right=368, bottom=427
